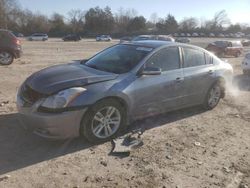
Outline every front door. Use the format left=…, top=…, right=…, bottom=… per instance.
left=131, top=46, right=185, bottom=118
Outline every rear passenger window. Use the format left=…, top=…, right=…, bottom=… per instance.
left=146, top=47, right=180, bottom=72
left=183, top=48, right=206, bottom=67
left=205, top=53, right=213, bottom=64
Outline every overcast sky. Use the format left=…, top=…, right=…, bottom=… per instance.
left=18, top=0, right=250, bottom=24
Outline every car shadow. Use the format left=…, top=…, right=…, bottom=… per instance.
left=233, top=74, right=250, bottom=91
left=129, top=106, right=206, bottom=132
left=0, top=113, right=92, bottom=175
left=0, top=106, right=205, bottom=175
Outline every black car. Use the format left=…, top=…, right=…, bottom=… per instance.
left=62, top=34, right=81, bottom=41
left=0, top=29, right=22, bottom=65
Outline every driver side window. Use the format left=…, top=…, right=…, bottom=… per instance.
left=145, top=47, right=180, bottom=72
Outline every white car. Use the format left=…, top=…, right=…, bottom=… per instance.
left=242, top=53, right=250, bottom=74
left=96, top=35, right=112, bottom=42
left=28, top=33, right=48, bottom=41
left=192, top=33, right=199, bottom=37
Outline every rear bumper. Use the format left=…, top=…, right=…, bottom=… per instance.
left=13, top=48, right=22, bottom=58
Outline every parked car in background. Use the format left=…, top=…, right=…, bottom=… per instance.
left=28, top=33, right=48, bottom=41
left=217, top=33, right=225, bottom=38
left=119, top=36, right=133, bottom=43
left=173, top=33, right=179, bottom=37
left=132, top=35, right=153, bottom=41
left=192, top=33, right=199, bottom=37
left=199, top=33, right=206, bottom=37
left=132, top=35, right=175, bottom=42
left=17, top=40, right=233, bottom=143
left=206, top=40, right=243, bottom=57
left=11, top=31, right=24, bottom=38
left=241, top=39, right=250, bottom=46
left=209, top=33, right=215, bottom=37
left=229, top=33, right=235, bottom=38
left=175, top=37, right=191, bottom=43
left=62, top=34, right=81, bottom=41
left=96, top=35, right=112, bottom=42
left=0, top=29, right=22, bottom=65
left=242, top=53, right=250, bottom=74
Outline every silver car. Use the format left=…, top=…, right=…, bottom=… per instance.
left=17, top=41, right=233, bottom=143
left=28, top=33, right=48, bottom=41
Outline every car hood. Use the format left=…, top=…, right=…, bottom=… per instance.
left=25, top=62, right=118, bottom=95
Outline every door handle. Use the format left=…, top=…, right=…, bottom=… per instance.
left=176, top=77, right=184, bottom=83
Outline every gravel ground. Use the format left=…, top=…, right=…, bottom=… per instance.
left=0, top=38, right=249, bottom=188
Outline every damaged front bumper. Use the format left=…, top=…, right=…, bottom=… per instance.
left=16, top=94, right=87, bottom=140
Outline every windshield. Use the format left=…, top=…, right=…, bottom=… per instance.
left=84, top=44, right=152, bottom=74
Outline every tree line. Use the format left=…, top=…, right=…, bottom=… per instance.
left=1, top=0, right=250, bottom=37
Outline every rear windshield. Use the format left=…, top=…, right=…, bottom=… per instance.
left=214, top=41, right=228, bottom=47
left=84, top=44, right=152, bottom=74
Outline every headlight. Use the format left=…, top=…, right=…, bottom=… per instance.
left=40, top=87, right=86, bottom=109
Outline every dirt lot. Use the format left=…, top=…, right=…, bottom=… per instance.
left=0, top=38, right=249, bottom=188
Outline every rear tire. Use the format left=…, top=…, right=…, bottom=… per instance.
left=80, top=99, right=126, bottom=143
left=0, top=51, right=14, bottom=65
left=243, top=70, right=250, bottom=75
left=235, top=51, right=240, bottom=57
left=203, top=82, right=222, bottom=110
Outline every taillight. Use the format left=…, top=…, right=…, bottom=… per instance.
left=13, top=38, right=21, bottom=45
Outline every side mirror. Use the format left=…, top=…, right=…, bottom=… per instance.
left=81, top=59, right=88, bottom=64
left=141, top=67, right=162, bottom=75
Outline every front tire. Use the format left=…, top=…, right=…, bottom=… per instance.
left=0, top=51, right=14, bottom=65
left=80, top=99, right=126, bottom=143
left=203, top=82, right=222, bottom=110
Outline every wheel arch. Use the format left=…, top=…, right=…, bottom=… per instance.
left=212, top=77, right=226, bottom=98
left=81, top=95, right=130, bottom=129
left=79, top=96, right=130, bottom=140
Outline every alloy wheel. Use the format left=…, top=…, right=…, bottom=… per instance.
left=91, top=106, right=121, bottom=139
left=0, top=52, right=13, bottom=65
left=208, top=85, right=221, bottom=108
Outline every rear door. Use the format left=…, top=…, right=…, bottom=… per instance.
left=131, top=46, right=185, bottom=117
left=181, top=47, right=215, bottom=106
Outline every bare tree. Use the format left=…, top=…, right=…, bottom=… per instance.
left=213, top=10, right=230, bottom=27
left=179, top=17, right=198, bottom=32
left=0, top=0, right=19, bottom=29
left=114, top=8, right=138, bottom=34
left=49, top=13, right=67, bottom=36
left=150, top=13, right=159, bottom=24
left=67, top=9, right=85, bottom=33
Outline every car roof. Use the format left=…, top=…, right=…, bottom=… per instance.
left=125, top=40, right=174, bottom=48
left=122, top=40, right=207, bottom=52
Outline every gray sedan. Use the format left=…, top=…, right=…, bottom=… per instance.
left=17, top=41, right=233, bottom=143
